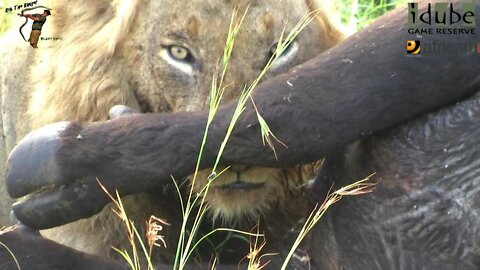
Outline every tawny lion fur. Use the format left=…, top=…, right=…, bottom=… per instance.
left=0, top=0, right=346, bottom=263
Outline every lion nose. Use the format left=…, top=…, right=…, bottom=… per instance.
left=229, top=165, right=250, bottom=182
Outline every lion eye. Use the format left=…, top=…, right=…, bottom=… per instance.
left=269, top=41, right=295, bottom=58
left=268, top=40, right=298, bottom=70
left=167, top=45, right=193, bottom=62
left=161, top=44, right=196, bottom=75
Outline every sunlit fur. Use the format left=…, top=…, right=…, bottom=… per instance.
left=195, top=163, right=322, bottom=223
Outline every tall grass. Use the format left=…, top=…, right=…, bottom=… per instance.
left=172, top=7, right=249, bottom=270
left=172, top=7, right=322, bottom=269
left=105, top=2, right=396, bottom=269
left=105, top=6, right=328, bottom=270
left=99, top=185, right=162, bottom=270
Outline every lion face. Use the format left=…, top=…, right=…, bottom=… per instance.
left=122, top=0, right=343, bottom=113
left=30, top=0, right=343, bottom=224
left=194, top=164, right=322, bottom=223
left=118, top=0, right=341, bottom=222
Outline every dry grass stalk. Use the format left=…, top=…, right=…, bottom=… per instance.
left=98, top=179, right=166, bottom=270
left=147, top=215, right=170, bottom=258
left=281, top=174, right=377, bottom=269
left=243, top=225, right=277, bottom=270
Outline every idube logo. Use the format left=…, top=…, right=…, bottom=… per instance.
left=408, top=2, right=476, bottom=35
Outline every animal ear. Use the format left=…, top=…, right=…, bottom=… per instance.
left=305, top=0, right=350, bottom=46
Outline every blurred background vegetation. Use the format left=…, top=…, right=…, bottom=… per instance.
left=0, top=0, right=406, bottom=37
left=336, top=0, right=406, bottom=30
